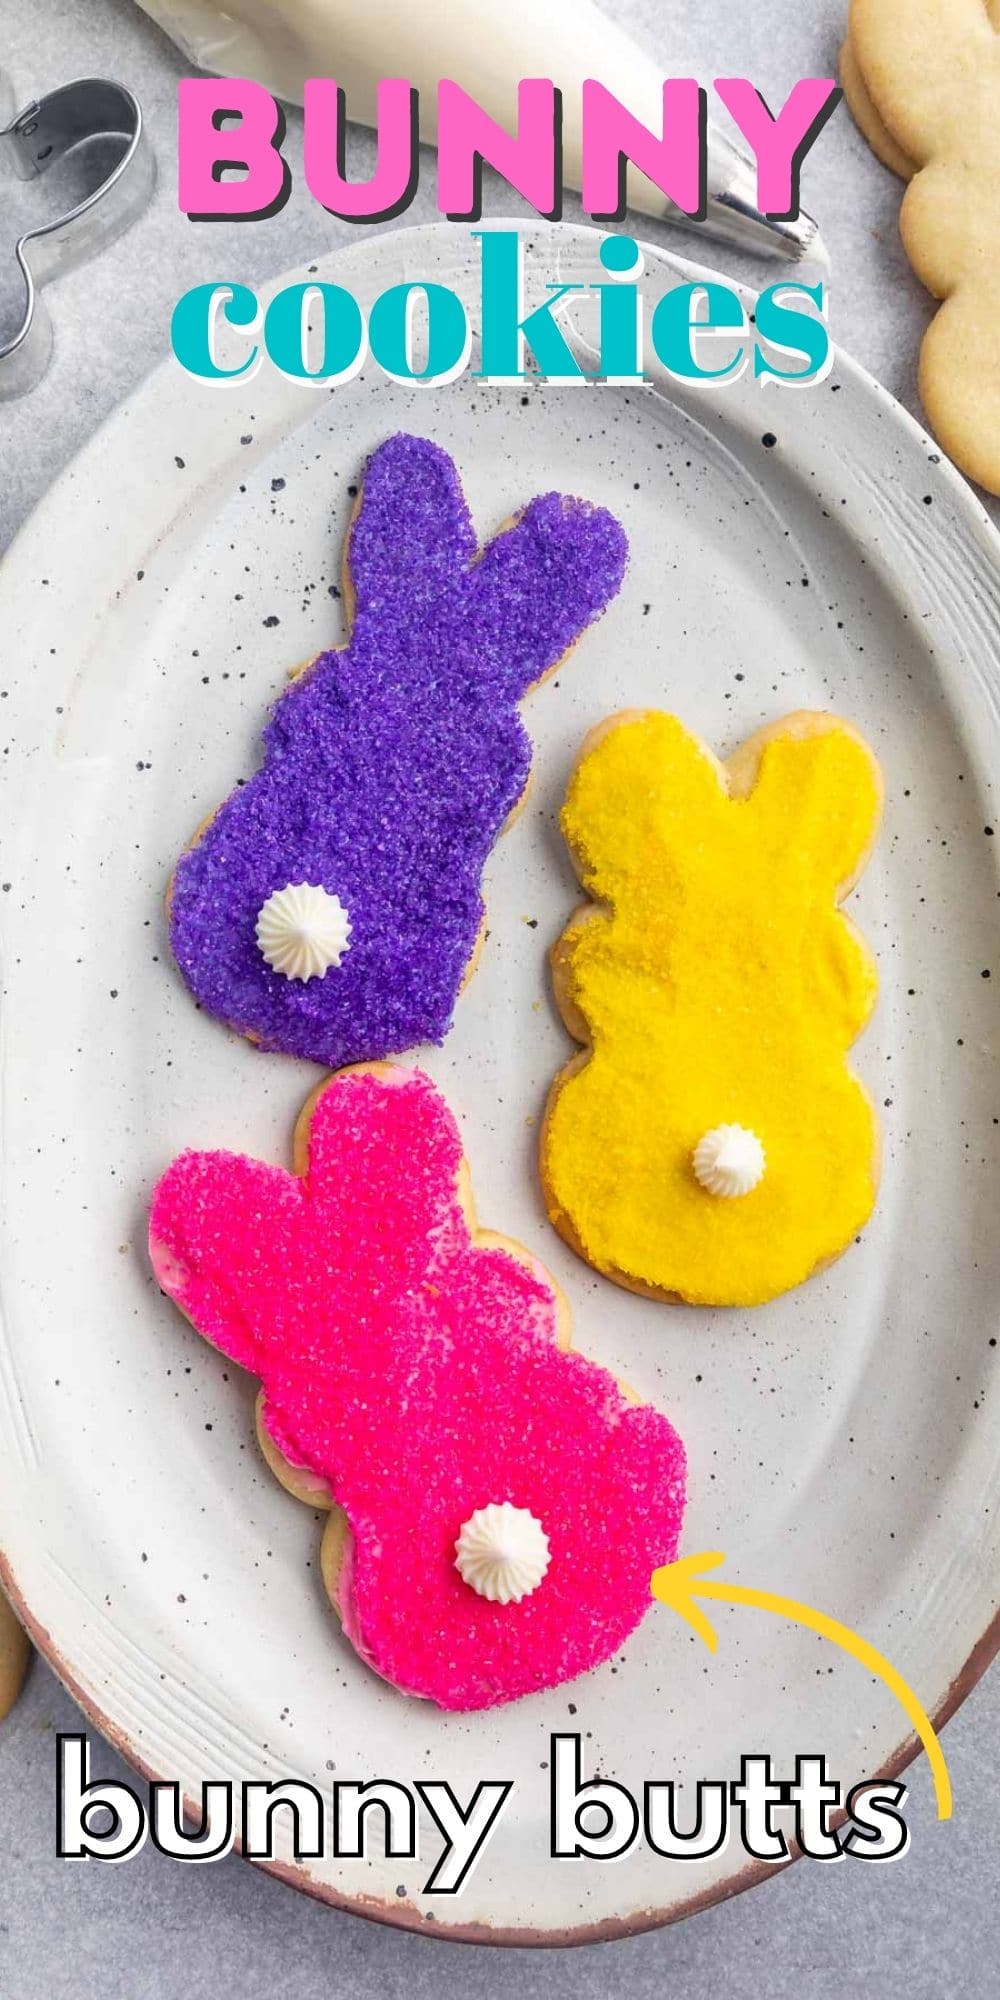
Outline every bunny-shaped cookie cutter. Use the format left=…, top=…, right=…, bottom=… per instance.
left=0, top=76, right=153, bottom=398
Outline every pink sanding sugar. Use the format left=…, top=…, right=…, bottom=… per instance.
left=149, top=1067, right=687, bottom=1710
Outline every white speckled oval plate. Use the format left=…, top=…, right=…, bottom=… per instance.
left=1, top=224, right=999, bottom=1943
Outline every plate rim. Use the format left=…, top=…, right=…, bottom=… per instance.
left=2, top=217, right=999, bottom=1945
left=3, top=1539, right=995, bottom=1947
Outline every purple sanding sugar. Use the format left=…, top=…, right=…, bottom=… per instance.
left=169, top=433, right=628, bottom=1067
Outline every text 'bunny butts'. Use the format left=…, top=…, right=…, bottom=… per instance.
left=541, top=711, right=883, bottom=1309
left=148, top=1065, right=686, bottom=1710
left=168, top=434, right=628, bottom=1068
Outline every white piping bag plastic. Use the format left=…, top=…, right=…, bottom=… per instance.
left=138, top=0, right=826, bottom=260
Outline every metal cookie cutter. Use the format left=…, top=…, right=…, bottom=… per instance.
left=0, top=77, right=154, bottom=399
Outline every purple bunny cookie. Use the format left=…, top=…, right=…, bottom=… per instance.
left=168, top=433, right=628, bottom=1067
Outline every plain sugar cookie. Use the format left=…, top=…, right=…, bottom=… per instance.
left=149, top=1064, right=686, bottom=1710
left=839, top=36, right=916, bottom=181
left=541, top=710, right=883, bottom=1308
left=850, top=0, right=1000, bottom=493
left=0, top=1596, right=29, bottom=1720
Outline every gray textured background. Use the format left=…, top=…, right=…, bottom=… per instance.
left=0, top=1, right=996, bottom=1993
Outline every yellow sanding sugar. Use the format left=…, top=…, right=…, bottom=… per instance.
left=542, top=711, right=883, bottom=1307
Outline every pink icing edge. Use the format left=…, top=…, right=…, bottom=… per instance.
left=328, top=1524, right=431, bottom=1703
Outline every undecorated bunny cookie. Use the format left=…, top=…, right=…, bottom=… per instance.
left=850, top=0, right=1000, bottom=493
left=541, top=711, right=883, bottom=1308
left=0, top=1597, right=29, bottom=1720
left=149, top=1064, right=686, bottom=1710
left=168, top=434, right=628, bottom=1066
left=839, top=37, right=916, bottom=181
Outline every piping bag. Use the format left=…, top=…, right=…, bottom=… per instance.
left=137, top=0, right=827, bottom=262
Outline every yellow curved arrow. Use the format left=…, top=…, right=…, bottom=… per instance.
left=651, top=1551, right=952, bottom=1821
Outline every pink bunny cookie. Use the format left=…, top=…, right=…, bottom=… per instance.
left=149, top=1065, right=687, bottom=1710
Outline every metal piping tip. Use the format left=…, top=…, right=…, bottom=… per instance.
left=699, top=149, right=829, bottom=264
left=797, top=217, right=830, bottom=271
left=704, top=196, right=828, bottom=266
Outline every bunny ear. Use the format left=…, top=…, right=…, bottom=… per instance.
left=468, top=493, right=628, bottom=700
left=740, top=718, right=883, bottom=896
left=346, top=434, right=477, bottom=615
left=562, top=711, right=726, bottom=900
left=149, top=1151, right=303, bottom=1374
left=299, top=1066, right=469, bottom=1277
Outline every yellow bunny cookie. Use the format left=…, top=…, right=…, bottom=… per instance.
left=541, top=711, right=883, bottom=1308
left=850, top=0, right=1000, bottom=494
